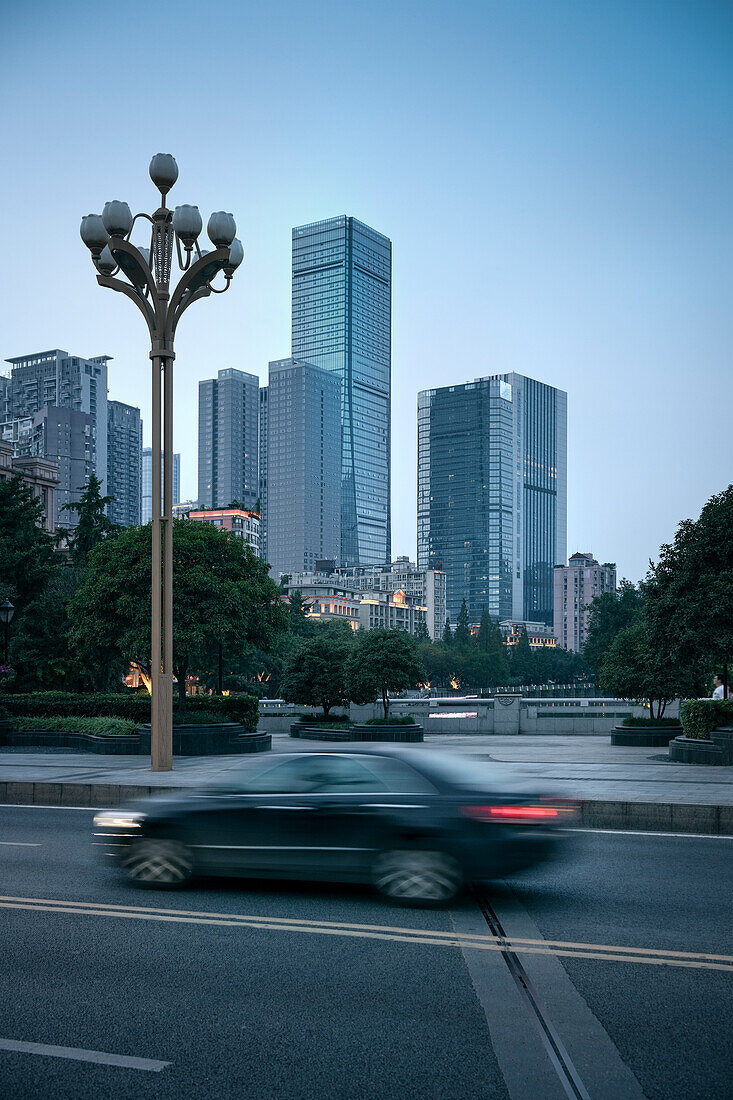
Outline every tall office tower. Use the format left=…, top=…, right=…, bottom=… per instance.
left=258, top=385, right=268, bottom=562
left=417, top=373, right=567, bottom=628
left=106, top=401, right=142, bottom=527
left=554, top=553, right=616, bottom=653
left=5, top=349, right=109, bottom=492
left=142, top=448, right=181, bottom=523
left=291, top=216, right=392, bottom=567
left=265, top=358, right=341, bottom=577
left=198, top=368, right=258, bottom=510
left=2, top=406, right=95, bottom=529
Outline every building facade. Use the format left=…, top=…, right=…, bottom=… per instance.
left=5, top=350, right=109, bottom=493
left=553, top=553, right=617, bottom=652
left=187, top=508, right=261, bottom=556
left=142, top=448, right=181, bottom=523
left=107, top=401, right=142, bottom=527
left=322, top=556, right=446, bottom=640
left=291, top=216, right=392, bottom=567
left=281, top=572, right=428, bottom=636
left=417, top=372, right=567, bottom=628
left=265, top=358, right=341, bottom=577
left=0, top=439, right=58, bottom=532
left=258, top=385, right=268, bottom=564
left=198, top=368, right=258, bottom=511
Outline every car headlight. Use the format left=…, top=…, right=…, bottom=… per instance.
left=93, top=811, right=147, bottom=829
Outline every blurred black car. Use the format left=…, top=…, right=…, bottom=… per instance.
left=93, top=747, right=578, bottom=905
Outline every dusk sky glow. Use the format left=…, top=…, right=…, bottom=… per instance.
left=1, top=0, right=730, bottom=582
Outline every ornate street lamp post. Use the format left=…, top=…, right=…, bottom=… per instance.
left=80, top=155, right=242, bottom=770
left=0, top=599, right=15, bottom=664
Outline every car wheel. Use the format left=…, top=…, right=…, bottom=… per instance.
left=373, top=849, right=462, bottom=906
left=122, top=839, right=193, bottom=888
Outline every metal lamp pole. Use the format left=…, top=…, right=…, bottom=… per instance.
left=0, top=599, right=14, bottom=664
left=80, top=155, right=243, bottom=770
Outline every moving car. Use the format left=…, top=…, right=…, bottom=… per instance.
left=93, top=747, right=577, bottom=905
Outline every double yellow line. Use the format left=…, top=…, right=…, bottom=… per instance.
left=1, top=894, right=731, bottom=973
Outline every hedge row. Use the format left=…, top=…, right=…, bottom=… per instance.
left=679, top=699, right=733, bottom=740
left=0, top=692, right=259, bottom=733
left=621, top=716, right=681, bottom=728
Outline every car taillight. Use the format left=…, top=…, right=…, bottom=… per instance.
left=461, top=804, right=561, bottom=824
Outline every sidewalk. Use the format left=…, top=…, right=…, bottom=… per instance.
left=1, top=735, right=731, bottom=834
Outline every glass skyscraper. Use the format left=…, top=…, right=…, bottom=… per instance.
left=142, top=448, right=180, bottom=523
left=417, top=373, right=567, bottom=628
left=198, top=368, right=258, bottom=510
left=291, top=216, right=391, bottom=567
left=107, top=400, right=142, bottom=527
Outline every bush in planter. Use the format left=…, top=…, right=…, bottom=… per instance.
left=297, top=713, right=351, bottom=725
left=0, top=691, right=258, bottom=733
left=365, top=715, right=416, bottom=726
left=9, top=716, right=138, bottom=736
left=679, top=699, right=733, bottom=740
left=621, top=716, right=681, bottom=728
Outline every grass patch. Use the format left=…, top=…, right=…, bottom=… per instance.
left=9, top=716, right=138, bottom=737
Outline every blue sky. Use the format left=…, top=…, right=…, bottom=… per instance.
left=1, top=0, right=730, bottom=581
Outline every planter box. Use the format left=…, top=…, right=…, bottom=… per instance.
left=611, top=725, right=681, bottom=747
left=290, top=723, right=423, bottom=743
left=668, top=735, right=725, bottom=765
left=1, top=723, right=270, bottom=756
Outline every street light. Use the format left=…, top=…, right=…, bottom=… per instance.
left=81, top=155, right=243, bottom=771
left=0, top=599, right=15, bottom=664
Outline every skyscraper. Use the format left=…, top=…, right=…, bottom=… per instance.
left=107, top=401, right=142, bottom=527
left=5, top=349, right=109, bottom=493
left=142, top=449, right=181, bottom=523
left=265, top=357, right=341, bottom=577
left=198, top=368, right=258, bottom=510
left=291, top=216, right=391, bottom=567
left=258, top=385, right=268, bottom=563
left=417, top=373, right=567, bottom=628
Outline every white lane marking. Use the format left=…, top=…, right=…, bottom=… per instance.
left=0, top=1037, right=170, bottom=1071
left=571, top=828, right=733, bottom=839
left=0, top=842, right=40, bottom=847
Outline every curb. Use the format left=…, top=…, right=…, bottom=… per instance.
left=0, top=782, right=731, bottom=835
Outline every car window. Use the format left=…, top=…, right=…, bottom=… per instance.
left=357, top=756, right=437, bottom=795
left=239, top=755, right=389, bottom=794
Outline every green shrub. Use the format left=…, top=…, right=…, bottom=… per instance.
left=365, top=715, right=416, bottom=726
left=0, top=704, right=9, bottom=723
left=298, top=713, right=351, bottom=725
left=621, top=716, right=682, bottom=728
left=679, top=699, right=733, bottom=740
left=0, top=692, right=258, bottom=733
left=9, top=716, right=138, bottom=736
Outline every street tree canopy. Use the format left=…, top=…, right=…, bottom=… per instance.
left=345, top=628, right=425, bottom=718
left=279, top=629, right=351, bottom=716
left=69, top=520, right=286, bottom=706
left=583, top=579, right=643, bottom=675
left=63, top=475, right=116, bottom=563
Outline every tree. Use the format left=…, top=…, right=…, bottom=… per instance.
left=287, top=589, right=312, bottom=635
left=0, top=475, right=58, bottom=613
left=644, top=485, right=733, bottom=687
left=599, top=616, right=706, bottom=720
left=583, top=580, right=643, bottom=676
left=442, top=617, right=453, bottom=645
left=279, top=630, right=350, bottom=716
left=509, top=627, right=534, bottom=684
left=69, top=521, right=286, bottom=710
left=10, top=563, right=88, bottom=692
left=413, top=618, right=430, bottom=642
left=346, top=629, right=425, bottom=719
left=476, top=608, right=503, bottom=657
left=62, top=475, right=116, bottom=563
left=454, top=598, right=471, bottom=648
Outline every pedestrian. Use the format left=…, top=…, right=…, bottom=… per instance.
left=712, top=674, right=729, bottom=700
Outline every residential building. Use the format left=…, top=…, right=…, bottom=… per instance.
left=107, top=401, right=142, bottom=527
left=197, top=368, right=258, bottom=510
left=5, top=350, right=109, bottom=493
left=188, top=508, right=261, bottom=556
left=281, top=572, right=428, bottom=636
left=499, top=620, right=557, bottom=649
left=554, top=553, right=617, bottom=652
left=265, top=358, right=341, bottom=577
left=2, top=406, right=95, bottom=529
left=418, top=373, right=567, bottom=628
left=291, top=216, right=392, bottom=567
left=0, top=375, right=10, bottom=422
left=142, top=448, right=181, bottom=523
left=0, top=438, right=58, bottom=532
left=323, top=556, right=446, bottom=640
left=258, top=385, right=268, bottom=563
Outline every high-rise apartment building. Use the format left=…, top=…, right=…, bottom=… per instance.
left=5, top=349, right=109, bottom=492
left=258, top=385, right=268, bottom=563
left=265, top=358, right=341, bottom=577
left=198, top=368, right=258, bottom=510
left=418, top=373, right=567, bottom=628
left=142, top=448, right=181, bottom=523
left=0, top=375, right=10, bottom=422
left=106, top=401, right=142, bottom=527
left=553, top=553, right=616, bottom=652
left=291, top=216, right=391, bottom=567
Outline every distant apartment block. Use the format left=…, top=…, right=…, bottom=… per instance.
left=198, top=368, right=258, bottom=511
left=142, top=448, right=181, bottom=523
left=107, top=401, right=142, bottom=527
left=188, top=508, right=261, bottom=557
left=5, top=349, right=109, bottom=493
left=265, top=358, right=341, bottom=577
left=554, top=553, right=617, bottom=652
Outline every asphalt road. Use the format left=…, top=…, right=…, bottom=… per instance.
left=0, top=805, right=731, bottom=1099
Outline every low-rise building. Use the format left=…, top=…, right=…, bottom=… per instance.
left=282, top=571, right=428, bottom=636
left=0, top=438, right=58, bottom=532
left=187, top=507, right=261, bottom=556
left=500, top=620, right=557, bottom=649
left=553, top=553, right=617, bottom=653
